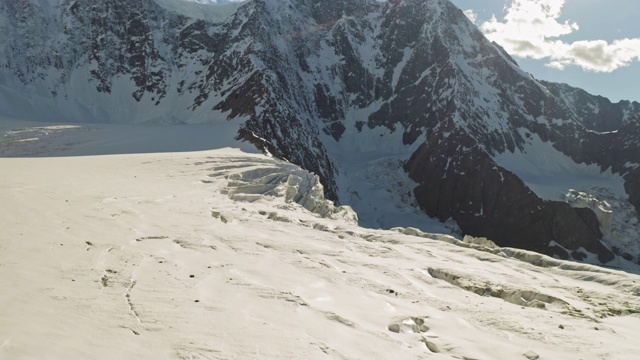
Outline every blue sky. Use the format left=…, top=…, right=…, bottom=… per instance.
left=449, top=0, right=640, bottom=102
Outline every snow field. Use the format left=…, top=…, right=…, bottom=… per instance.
left=1, top=121, right=640, bottom=359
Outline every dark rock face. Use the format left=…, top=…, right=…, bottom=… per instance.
left=405, top=119, right=612, bottom=262
left=616, top=116, right=640, bottom=212
left=1, top=0, right=639, bottom=263
left=626, top=170, right=640, bottom=215
left=70, top=0, right=171, bottom=100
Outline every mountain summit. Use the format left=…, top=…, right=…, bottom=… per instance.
left=1, top=0, right=639, bottom=263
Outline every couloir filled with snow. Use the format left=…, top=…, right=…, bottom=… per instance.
left=1, top=119, right=640, bottom=359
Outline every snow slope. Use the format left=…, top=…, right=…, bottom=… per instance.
left=1, top=119, right=640, bottom=359
left=156, top=0, right=244, bottom=21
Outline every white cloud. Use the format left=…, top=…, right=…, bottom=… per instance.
left=463, top=9, right=477, bottom=24
left=479, top=0, right=640, bottom=72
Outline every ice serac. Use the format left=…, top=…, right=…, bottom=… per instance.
left=1, top=0, right=639, bottom=263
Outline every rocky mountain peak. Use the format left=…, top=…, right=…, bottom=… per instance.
left=1, top=0, right=639, bottom=265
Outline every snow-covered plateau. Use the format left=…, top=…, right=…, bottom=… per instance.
left=1, top=119, right=639, bottom=359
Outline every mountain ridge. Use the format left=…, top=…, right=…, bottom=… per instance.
left=1, top=0, right=639, bottom=264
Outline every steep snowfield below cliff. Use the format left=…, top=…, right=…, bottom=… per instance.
left=2, top=120, right=640, bottom=359
left=156, top=0, right=243, bottom=21
left=493, top=133, right=640, bottom=264
left=323, top=123, right=459, bottom=234
left=493, top=133, right=626, bottom=200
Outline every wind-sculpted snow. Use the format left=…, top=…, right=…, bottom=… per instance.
left=393, top=226, right=640, bottom=296
left=2, top=124, right=640, bottom=359
left=426, top=267, right=570, bottom=310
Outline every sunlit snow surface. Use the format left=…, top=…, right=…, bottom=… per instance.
left=1, top=118, right=640, bottom=359
left=157, top=0, right=244, bottom=21
left=493, top=133, right=627, bottom=200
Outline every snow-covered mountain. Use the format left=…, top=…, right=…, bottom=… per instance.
left=1, top=0, right=639, bottom=264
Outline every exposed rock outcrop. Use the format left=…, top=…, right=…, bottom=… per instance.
left=405, top=119, right=612, bottom=262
